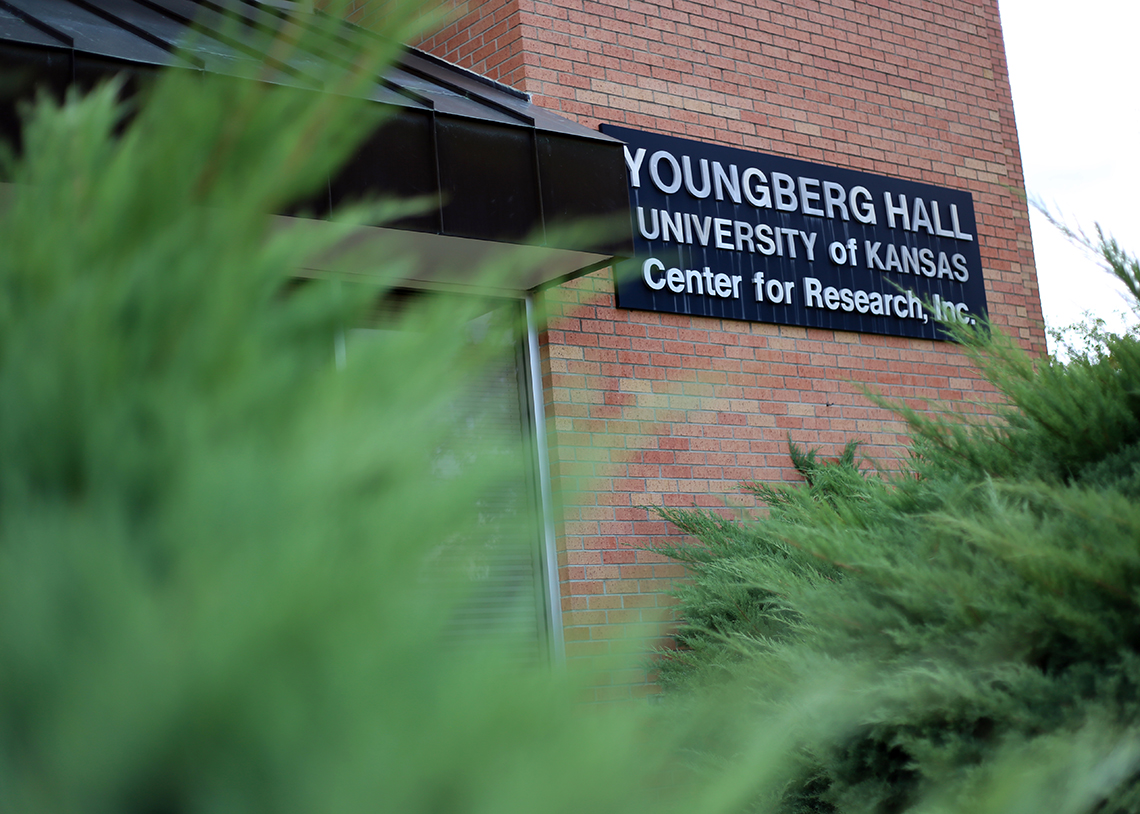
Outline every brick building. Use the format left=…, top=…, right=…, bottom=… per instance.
left=412, top=0, right=1044, bottom=700
left=0, top=0, right=1042, bottom=701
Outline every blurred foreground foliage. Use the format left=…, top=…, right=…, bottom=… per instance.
left=5, top=3, right=1138, bottom=813
left=654, top=232, right=1140, bottom=811
left=0, top=5, right=781, bottom=813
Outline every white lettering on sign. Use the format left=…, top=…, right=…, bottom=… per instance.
left=850, top=186, right=877, bottom=224
left=623, top=146, right=646, bottom=188
left=931, top=294, right=977, bottom=325
left=649, top=150, right=682, bottom=194
left=682, top=156, right=709, bottom=197
left=635, top=208, right=817, bottom=260
left=643, top=261, right=974, bottom=327
left=742, top=168, right=771, bottom=207
left=751, top=273, right=796, bottom=305
left=882, top=193, right=973, bottom=241
left=803, top=277, right=927, bottom=323
left=624, top=148, right=982, bottom=239
left=641, top=257, right=742, bottom=299
left=607, top=122, right=986, bottom=341
left=863, top=241, right=970, bottom=282
left=628, top=148, right=973, bottom=243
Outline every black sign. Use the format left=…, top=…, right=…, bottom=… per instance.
left=601, top=124, right=987, bottom=340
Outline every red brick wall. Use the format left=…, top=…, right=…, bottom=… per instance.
left=412, top=0, right=529, bottom=86
left=415, top=0, right=1044, bottom=701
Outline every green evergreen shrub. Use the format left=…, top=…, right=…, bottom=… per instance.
left=653, top=239, right=1140, bottom=813
left=0, top=7, right=785, bottom=813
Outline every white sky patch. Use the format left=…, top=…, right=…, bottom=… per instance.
left=999, top=0, right=1140, bottom=348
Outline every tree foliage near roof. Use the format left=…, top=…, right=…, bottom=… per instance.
left=653, top=240, right=1140, bottom=813
left=0, top=5, right=776, bottom=813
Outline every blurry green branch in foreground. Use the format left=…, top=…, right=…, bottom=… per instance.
left=0, top=4, right=779, bottom=812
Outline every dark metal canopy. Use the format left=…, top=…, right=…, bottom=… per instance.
left=0, top=0, right=633, bottom=287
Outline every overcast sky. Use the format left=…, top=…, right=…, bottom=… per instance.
left=998, top=0, right=1140, bottom=347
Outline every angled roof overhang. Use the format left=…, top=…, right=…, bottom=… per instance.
left=0, top=0, right=633, bottom=292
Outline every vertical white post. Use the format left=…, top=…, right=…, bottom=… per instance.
left=525, top=294, right=565, bottom=666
